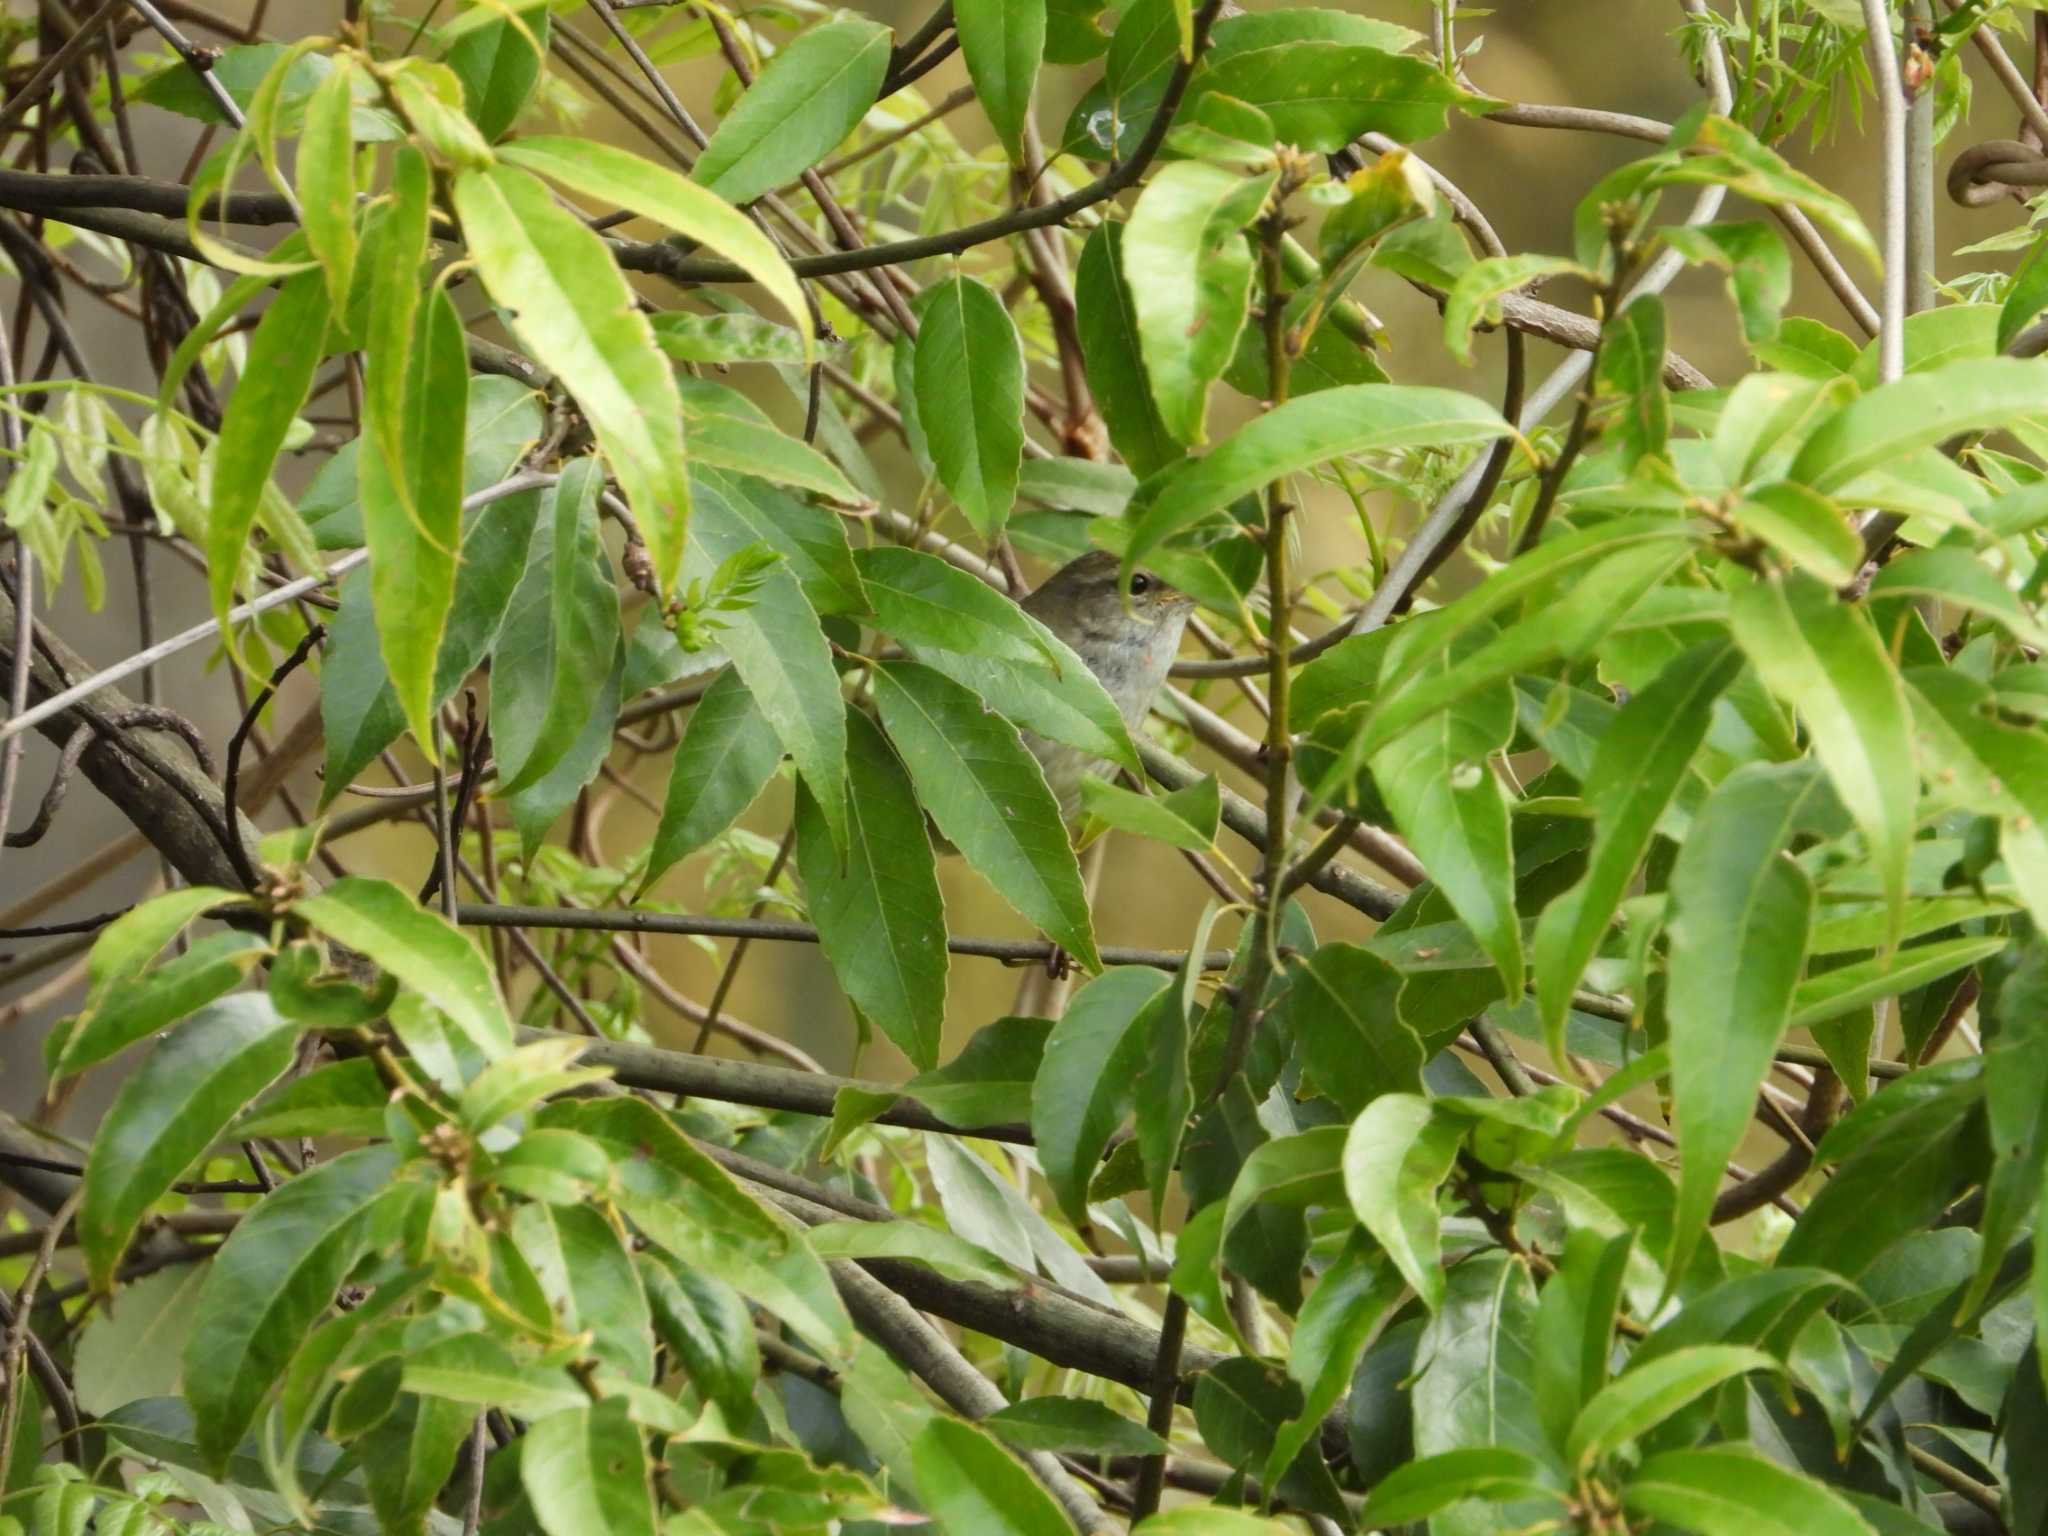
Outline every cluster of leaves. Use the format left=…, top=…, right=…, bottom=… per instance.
left=9, top=0, right=2048, bottom=1533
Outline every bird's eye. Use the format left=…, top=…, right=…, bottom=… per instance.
left=1129, top=573, right=1152, bottom=595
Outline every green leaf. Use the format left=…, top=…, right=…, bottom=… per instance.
left=206, top=268, right=329, bottom=649
left=1080, top=773, right=1218, bottom=850
left=642, top=1254, right=760, bottom=1423
left=49, top=930, right=267, bottom=1079
left=1730, top=572, right=1915, bottom=945
left=982, top=1396, right=1167, bottom=1456
left=233, top=1057, right=387, bottom=1140
left=296, top=63, right=357, bottom=309
left=515, top=1201, right=656, bottom=1382
left=1662, top=221, right=1791, bottom=344
left=643, top=666, right=784, bottom=888
left=1651, top=114, right=1878, bottom=273
left=1443, top=253, right=1588, bottom=364
left=400, top=1332, right=586, bottom=1419
left=490, top=461, right=622, bottom=795
left=363, top=272, right=468, bottom=756
left=1908, top=668, right=2048, bottom=937
left=905, top=1017, right=1051, bottom=1128
left=1358, top=1448, right=1566, bottom=1527
left=1532, top=640, right=1740, bottom=1058
left=460, top=1036, right=605, bottom=1131
left=557, top=1097, right=854, bottom=1357
left=1076, top=223, right=1181, bottom=477
left=81, top=886, right=245, bottom=1005
left=1566, top=1346, right=1775, bottom=1467
left=806, top=1220, right=1017, bottom=1287
left=1031, top=966, right=1175, bottom=1226
left=1779, top=1071, right=1983, bottom=1279
left=680, top=409, right=863, bottom=506
left=184, top=1143, right=402, bottom=1472
left=1124, top=159, right=1274, bottom=444
left=506, top=642, right=624, bottom=857
left=80, top=995, right=299, bottom=1291
left=862, top=546, right=1137, bottom=775
left=1192, top=1358, right=1349, bottom=1521
left=874, top=659, right=1097, bottom=968
left=72, top=1265, right=205, bottom=1417
left=296, top=876, right=513, bottom=1063
left=1186, top=40, right=1476, bottom=151
left=1123, top=383, right=1512, bottom=572
left=1343, top=1093, right=1463, bottom=1310
left=650, top=309, right=807, bottom=365
left=453, top=162, right=690, bottom=591
left=1264, top=1238, right=1403, bottom=1488
left=1733, top=481, right=1863, bottom=587
left=1665, top=762, right=1820, bottom=1287
left=500, top=137, right=810, bottom=349
left=693, top=466, right=867, bottom=618
left=523, top=1400, right=657, bottom=1536
left=914, top=275, right=1026, bottom=539
left=1789, top=935, right=2006, bottom=1030
left=2002, top=235, right=2048, bottom=352
left=1622, top=1446, right=1881, bottom=1536
left=692, top=17, right=891, bottom=206
left=1413, top=1249, right=1558, bottom=1532
left=443, top=9, right=548, bottom=141
left=1790, top=357, right=2048, bottom=493
left=956, top=0, right=1045, bottom=160
left=911, top=1418, right=1072, bottom=1536
left=797, top=709, right=947, bottom=1069
left=1599, top=296, right=1671, bottom=468
left=1283, top=943, right=1424, bottom=1113
left=1871, top=545, right=2048, bottom=648
left=1371, top=656, right=1521, bottom=995
left=1220, top=1127, right=1346, bottom=1257
left=858, top=545, right=1058, bottom=665
left=686, top=510, right=847, bottom=851
left=361, top=1393, right=472, bottom=1530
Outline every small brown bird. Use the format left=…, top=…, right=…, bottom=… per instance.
left=1018, top=550, right=1197, bottom=819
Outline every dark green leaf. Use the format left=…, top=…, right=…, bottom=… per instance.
left=1186, top=41, right=1477, bottom=151
left=798, top=710, right=947, bottom=1069
left=905, top=1017, right=1051, bottom=1128
left=1076, top=223, right=1182, bottom=477
left=184, top=1144, right=402, bottom=1472
left=915, top=276, right=1026, bottom=539
left=1666, top=762, right=1821, bottom=1286
left=49, top=930, right=267, bottom=1079
left=955, top=0, right=1044, bottom=159
left=80, top=994, right=298, bottom=1290
left=1532, top=641, right=1740, bottom=1057
left=1031, top=965, right=1174, bottom=1225
left=985, top=1396, right=1167, bottom=1456
left=1284, top=942, right=1424, bottom=1113
left=643, top=667, right=783, bottom=888
left=693, top=17, right=891, bottom=206
left=874, top=659, right=1097, bottom=967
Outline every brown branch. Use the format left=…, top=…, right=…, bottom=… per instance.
left=455, top=902, right=1236, bottom=972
